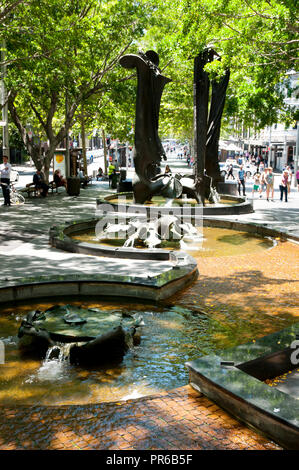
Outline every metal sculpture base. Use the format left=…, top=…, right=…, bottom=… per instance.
left=133, top=172, right=219, bottom=205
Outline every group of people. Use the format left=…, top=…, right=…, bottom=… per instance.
left=1, top=151, right=298, bottom=206
left=251, top=167, right=275, bottom=200
left=32, top=168, right=67, bottom=197
left=251, top=165, right=293, bottom=202
left=235, top=152, right=268, bottom=169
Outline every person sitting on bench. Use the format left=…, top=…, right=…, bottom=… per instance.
left=33, top=169, right=49, bottom=197
left=54, top=169, right=67, bottom=188
left=78, top=167, right=88, bottom=188
left=96, top=167, right=103, bottom=180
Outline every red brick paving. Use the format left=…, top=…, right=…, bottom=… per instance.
left=1, top=242, right=297, bottom=450
left=0, top=386, right=281, bottom=450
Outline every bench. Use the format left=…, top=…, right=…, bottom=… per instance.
left=21, top=176, right=92, bottom=197
left=80, top=176, right=92, bottom=187
left=21, top=181, right=62, bottom=198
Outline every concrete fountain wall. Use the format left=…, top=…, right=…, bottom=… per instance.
left=96, top=193, right=254, bottom=218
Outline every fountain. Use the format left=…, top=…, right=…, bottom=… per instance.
left=110, top=48, right=252, bottom=214
left=96, top=215, right=200, bottom=250
left=18, top=304, right=143, bottom=365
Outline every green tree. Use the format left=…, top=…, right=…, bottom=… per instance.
left=138, top=0, right=298, bottom=139
left=2, top=0, right=151, bottom=180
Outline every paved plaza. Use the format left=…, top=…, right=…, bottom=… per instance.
left=0, top=156, right=298, bottom=450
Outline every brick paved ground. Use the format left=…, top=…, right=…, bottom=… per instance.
left=0, top=386, right=281, bottom=450
left=0, top=163, right=298, bottom=450
left=170, top=241, right=299, bottom=347
left=1, top=241, right=298, bottom=450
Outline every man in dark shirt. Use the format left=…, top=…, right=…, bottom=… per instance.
left=33, top=170, right=49, bottom=197
left=237, top=165, right=246, bottom=196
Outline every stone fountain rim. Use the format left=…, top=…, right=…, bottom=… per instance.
left=49, top=215, right=299, bottom=263
left=96, top=192, right=254, bottom=216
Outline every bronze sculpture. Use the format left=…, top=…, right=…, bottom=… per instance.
left=120, top=50, right=177, bottom=203
left=120, top=49, right=228, bottom=205
left=193, top=49, right=230, bottom=203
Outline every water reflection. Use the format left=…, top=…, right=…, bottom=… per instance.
left=72, top=227, right=273, bottom=258
left=0, top=300, right=219, bottom=405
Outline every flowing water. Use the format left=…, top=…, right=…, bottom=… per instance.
left=0, top=286, right=294, bottom=406
left=106, top=195, right=237, bottom=207
left=72, top=226, right=274, bottom=258
left=0, top=232, right=296, bottom=407
left=0, top=299, right=220, bottom=405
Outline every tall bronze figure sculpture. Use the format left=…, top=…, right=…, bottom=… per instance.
left=120, top=50, right=179, bottom=204
left=193, top=49, right=230, bottom=203
left=119, top=49, right=228, bottom=205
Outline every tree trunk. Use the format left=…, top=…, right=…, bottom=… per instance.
left=81, top=105, right=87, bottom=175
left=102, top=128, right=108, bottom=175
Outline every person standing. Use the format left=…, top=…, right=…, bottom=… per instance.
left=296, top=168, right=299, bottom=191
left=237, top=165, right=246, bottom=196
left=265, top=167, right=274, bottom=201
left=251, top=172, right=261, bottom=199
left=259, top=168, right=267, bottom=198
left=279, top=170, right=289, bottom=202
left=110, top=169, right=119, bottom=189
left=108, top=162, right=115, bottom=187
left=0, top=155, right=11, bottom=206
left=285, top=165, right=292, bottom=195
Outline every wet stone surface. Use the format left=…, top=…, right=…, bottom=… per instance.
left=0, top=240, right=298, bottom=449
left=0, top=387, right=281, bottom=450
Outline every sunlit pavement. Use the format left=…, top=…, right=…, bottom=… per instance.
left=0, top=157, right=298, bottom=450
left=0, top=387, right=281, bottom=450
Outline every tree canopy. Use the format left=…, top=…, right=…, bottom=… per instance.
left=1, top=0, right=298, bottom=170
left=2, top=0, right=151, bottom=176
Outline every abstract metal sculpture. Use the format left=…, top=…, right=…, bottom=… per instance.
left=193, top=49, right=230, bottom=203
left=96, top=214, right=199, bottom=249
left=120, top=51, right=176, bottom=204
left=120, top=49, right=228, bottom=205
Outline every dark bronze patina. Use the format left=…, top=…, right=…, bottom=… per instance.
left=120, top=49, right=229, bottom=205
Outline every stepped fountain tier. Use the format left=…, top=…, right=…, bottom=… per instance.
left=96, top=192, right=253, bottom=217
left=18, top=304, right=143, bottom=365
left=50, top=215, right=278, bottom=262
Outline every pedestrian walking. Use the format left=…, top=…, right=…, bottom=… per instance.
left=279, top=170, right=289, bottom=202
left=251, top=172, right=261, bottom=199
left=285, top=165, right=292, bottom=194
left=296, top=168, right=299, bottom=191
left=265, top=167, right=274, bottom=201
left=0, top=155, right=11, bottom=206
left=227, top=164, right=235, bottom=180
left=237, top=165, right=246, bottom=196
left=259, top=168, right=267, bottom=198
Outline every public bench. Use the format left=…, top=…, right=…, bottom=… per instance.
left=21, top=181, right=61, bottom=198
left=80, top=176, right=93, bottom=187
left=21, top=176, right=92, bottom=197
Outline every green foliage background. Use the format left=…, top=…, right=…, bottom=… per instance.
left=1, top=0, right=298, bottom=162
